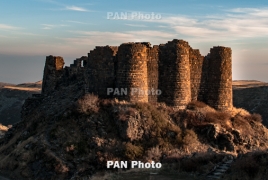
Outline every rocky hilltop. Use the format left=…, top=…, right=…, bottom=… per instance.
left=0, top=38, right=267, bottom=179
left=0, top=84, right=268, bottom=179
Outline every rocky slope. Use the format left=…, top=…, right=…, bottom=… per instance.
left=0, top=80, right=268, bottom=179
left=0, top=85, right=268, bottom=179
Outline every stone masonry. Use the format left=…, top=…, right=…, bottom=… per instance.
left=158, top=40, right=191, bottom=108
left=86, top=46, right=118, bottom=97
left=116, top=43, right=149, bottom=102
left=207, top=47, right=232, bottom=111
left=41, top=56, right=64, bottom=95
left=41, top=39, right=233, bottom=111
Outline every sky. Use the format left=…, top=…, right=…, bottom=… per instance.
left=0, top=0, right=268, bottom=84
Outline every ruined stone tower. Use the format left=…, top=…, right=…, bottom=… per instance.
left=41, top=55, right=64, bottom=94
left=40, top=39, right=233, bottom=111
left=116, top=43, right=149, bottom=102
left=86, top=46, right=118, bottom=97
left=158, top=40, right=191, bottom=109
left=207, top=46, right=232, bottom=111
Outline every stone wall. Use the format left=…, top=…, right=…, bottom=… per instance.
left=41, top=39, right=233, bottom=111
left=60, top=56, right=87, bottom=88
left=86, top=46, right=118, bottom=97
left=189, top=48, right=204, bottom=101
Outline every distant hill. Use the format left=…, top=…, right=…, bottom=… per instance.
left=0, top=82, right=15, bottom=88
left=233, top=80, right=268, bottom=127
left=0, top=81, right=41, bottom=125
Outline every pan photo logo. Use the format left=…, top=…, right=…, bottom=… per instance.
left=107, top=88, right=162, bottom=96
left=107, top=12, right=162, bottom=20
left=107, top=161, right=162, bottom=169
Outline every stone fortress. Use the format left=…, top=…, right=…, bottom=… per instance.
left=41, top=39, right=232, bottom=111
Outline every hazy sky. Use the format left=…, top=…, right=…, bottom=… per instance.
left=0, top=0, right=268, bottom=84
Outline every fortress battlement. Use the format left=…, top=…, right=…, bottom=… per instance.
left=41, top=39, right=232, bottom=111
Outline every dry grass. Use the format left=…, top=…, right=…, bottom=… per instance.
left=187, top=101, right=207, bottom=110
left=174, top=109, right=232, bottom=130
left=117, top=107, right=137, bottom=121
left=76, top=93, right=99, bottom=114
left=124, top=142, right=144, bottom=159
left=146, top=146, right=162, bottom=161
left=180, top=103, right=263, bottom=134
left=186, top=101, right=216, bottom=117
left=246, top=113, right=262, bottom=123
left=230, top=107, right=250, bottom=117
left=204, top=111, right=232, bottom=130
left=205, top=111, right=230, bottom=122
left=231, top=115, right=252, bottom=136
left=231, top=112, right=262, bottom=136
left=180, top=129, right=198, bottom=147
